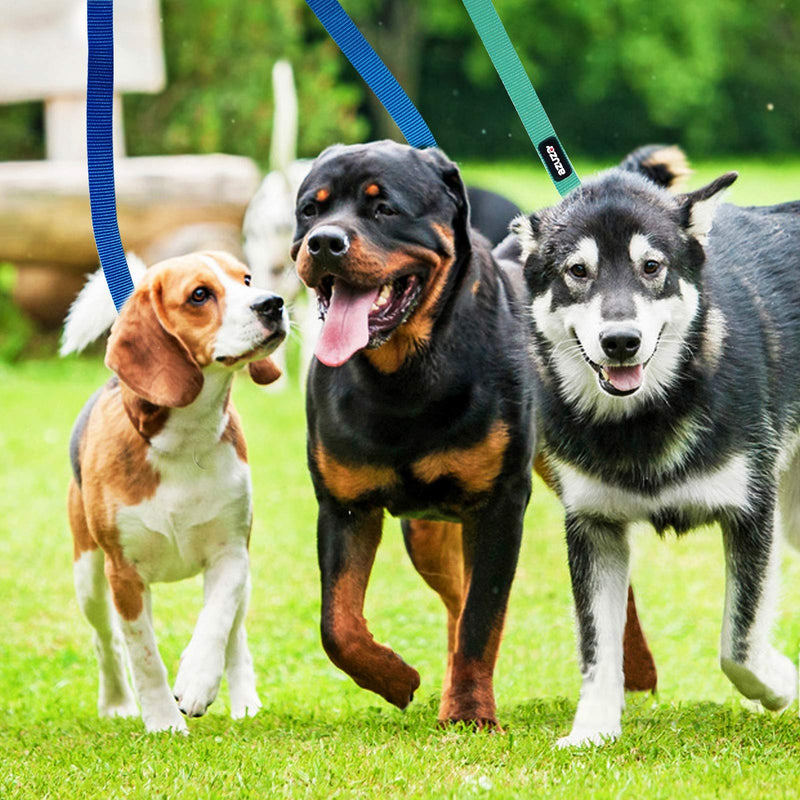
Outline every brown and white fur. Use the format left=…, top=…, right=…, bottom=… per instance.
left=65, top=251, right=287, bottom=733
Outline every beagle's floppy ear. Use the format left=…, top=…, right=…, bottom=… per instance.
left=248, top=358, right=282, bottom=385
left=106, top=283, right=204, bottom=408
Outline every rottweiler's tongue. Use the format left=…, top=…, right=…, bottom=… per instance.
left=315, top=279, right=380, bottom=367
left=605, top=364, right=644, bottom=392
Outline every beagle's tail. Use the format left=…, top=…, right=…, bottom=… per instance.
left=60, top=254, right=147, bottom=355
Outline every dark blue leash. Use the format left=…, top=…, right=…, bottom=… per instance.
left=304, top=0, right=437, bottom=150
left=86, top=0, right=133, bottom=310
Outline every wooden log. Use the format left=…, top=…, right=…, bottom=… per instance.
left=0, top=155, right=261, bottom=267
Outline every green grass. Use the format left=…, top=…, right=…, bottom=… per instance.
left=460, top=155, right=800, bottom=211
left=2, top=160, right=800, bottom=798
left=2, top=355, right=800, bottom=799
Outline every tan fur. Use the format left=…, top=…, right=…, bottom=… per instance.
left=365, top=226, right=456, bottom=374
left=314, top=443, right=398, bottom=502
left=412, top=420, right=509, bottom=493
left=644, top=145, right=692, bottom=190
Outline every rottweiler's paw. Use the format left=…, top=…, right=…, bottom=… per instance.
left=380, top=662, right=421, bottom=709
left=439, top=715, right=503, bottom=733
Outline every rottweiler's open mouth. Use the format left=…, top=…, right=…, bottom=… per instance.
left=315, top=274, right=423, bottom=367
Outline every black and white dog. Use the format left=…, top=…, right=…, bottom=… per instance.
left=512, top=163, right=800, bottom=746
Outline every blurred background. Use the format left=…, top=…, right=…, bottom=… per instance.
left=0, top=0, right=797, bottom=356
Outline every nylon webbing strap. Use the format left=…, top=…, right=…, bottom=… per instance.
left=87, top=0, right=133, bottom=311
left=305, top=0, right=437, bottom=149
left=461, top=0, right=580, bottom=196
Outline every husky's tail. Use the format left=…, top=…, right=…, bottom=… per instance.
left=620, top=144, right=692, bottom=191
left=60, top=254, right=147, bottom=355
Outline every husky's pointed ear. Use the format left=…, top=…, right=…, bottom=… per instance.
left=679, top=172, right=738, bottom=245
left=510, top=213, right=541, bottom=261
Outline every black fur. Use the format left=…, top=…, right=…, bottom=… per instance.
left=293, top=141, right=535, bottom=718
left=517, top=160, right=800, bottom=742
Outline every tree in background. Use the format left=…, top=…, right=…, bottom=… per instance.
left=0, top=0, right=796, bottom=163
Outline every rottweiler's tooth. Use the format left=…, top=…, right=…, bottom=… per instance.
left=372, top=283, right=392, bottom=311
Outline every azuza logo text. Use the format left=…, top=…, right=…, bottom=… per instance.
left=545, top=145, right=566, bottom=177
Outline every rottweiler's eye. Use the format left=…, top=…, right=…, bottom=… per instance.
left=244, top=274, right=252, bottom=286
left=568, top=263, right=588, bottom=279
left=643, top=259, right=662, bottom=276
left=301, top=203, right=317, bottom=218
left=189, top=287, right=212, bottom=305
left=375, top=202, right=395, bottom=218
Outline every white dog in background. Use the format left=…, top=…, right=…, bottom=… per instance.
left=242, top=61, right=318, bottom=388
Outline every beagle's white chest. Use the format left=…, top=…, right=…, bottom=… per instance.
left=116, top=440, right=252, bottom=584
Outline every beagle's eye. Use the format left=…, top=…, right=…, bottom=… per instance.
left=643, top=259, right=662, bottom=276
left=189, top=286, right=212, bottom=305
left=375, top=202, right=395, bottom=218
left=301, top=203, right=317, bottom=218
left=244, top=274, right=252, bottom=286
left=568, top=263, right=588, bottom=279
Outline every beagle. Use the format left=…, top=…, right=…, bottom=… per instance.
left=66, top=251, right=287, bottom=733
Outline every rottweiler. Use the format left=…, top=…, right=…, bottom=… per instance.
left=290, top=140, right=655, bottom=727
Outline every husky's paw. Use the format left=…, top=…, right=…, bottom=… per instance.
left=556, top=725, right=620, bottom=748
left=721, top=652, right=797, bottom=711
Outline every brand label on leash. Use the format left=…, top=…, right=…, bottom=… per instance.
left=538, top=136, right=573, bottom=182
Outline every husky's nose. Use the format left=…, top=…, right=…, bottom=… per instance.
left=307, top=225, right=350, bottom=259
left=251, top=293, right=285, bottom=324
left=600, top=327, right=641, bottom=360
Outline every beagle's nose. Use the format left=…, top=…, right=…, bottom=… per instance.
left=600, top=326, right=641, bottom=360
left=251, top=293, right=284, bottom=323
left=307, top=225, right=349, bottom=259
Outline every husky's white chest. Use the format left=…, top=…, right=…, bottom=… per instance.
left=116, top=441, right=252, bottom=583
left=554, top=453, right=751, bottom=522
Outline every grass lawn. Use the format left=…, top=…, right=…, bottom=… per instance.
left=2, top=160, right=800, bottom=798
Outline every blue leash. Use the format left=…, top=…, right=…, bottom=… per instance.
left=86, top=0, right=133, bottom=310
left=304, top=0, right=437, bottom=150
left=86, top=0, right=578, bottom=306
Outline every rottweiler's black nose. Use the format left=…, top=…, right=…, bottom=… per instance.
left=600, top=327, right=641, bottom=360
left=307, top=225, right=350, bottom=259
left=251, top=293, right=284, bottom=323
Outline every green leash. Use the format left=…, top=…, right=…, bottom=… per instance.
left=461, top=0, right=580, bottom=197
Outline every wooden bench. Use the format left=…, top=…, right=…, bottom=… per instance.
left=0, top=0, right=261, bottom=326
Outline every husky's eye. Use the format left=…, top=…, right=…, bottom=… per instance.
left=643, top=259, right=662, bottom=276
left=189, top=286, right=212, bottom=305
left=244, top=274, right=252, bottom=286
left=375, top=202, right=395, bottom=218
left=568, top=263, right=588, bottom=279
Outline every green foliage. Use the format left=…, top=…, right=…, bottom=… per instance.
left=0, top=0, right=796, bottom=162
left=124, top=0, right=368, bottom=163
left=0, top=264, right=34, bottom=362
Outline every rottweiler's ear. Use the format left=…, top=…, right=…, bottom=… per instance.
left=106, top=281, right=203, bottom=408
left=248, top=357, right=282, bottom=385
left=510, top=213, right=541, bottom=261
left=423, top=148, right=471, bottom=246
left=678, top=172, right=738, bottom=245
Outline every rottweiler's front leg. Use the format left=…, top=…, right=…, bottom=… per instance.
left=439, top=480, right=529, bottom=728
left=318, top=500, right=421, bottom=708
